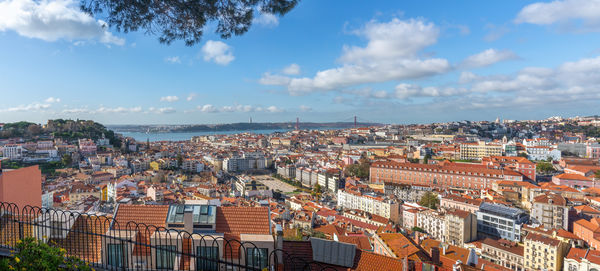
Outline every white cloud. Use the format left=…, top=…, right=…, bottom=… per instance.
left=394, top=84, right=467, bottom=99
left=96, top=106, right=142, bottom=114
left=254, top=12, right=278, bottom=27
left=266, top=106, right=284, bottom=113
left=165, top=56, right=181, bottom=64
left=196, top=104, right=284, bottom=113
left=299, top=105, right=312, bottom=112
left=0, top=0, right=124, bottom=45
left=515, top=0, right=600, bottom=29
left=259, top=73, right=292, bottom=85
left=45, top=97, right=60, bottom=103
left=282, top=63, right=300, bottom=75
left=461, top=49, right=518, bottom=69
left=61, top=108, right=89, bottom=114
left=157, top=107, right=175, bottom=114
left=259, top=18, right=450, bottom=95
left=198, top=104, right=218, bottom=113
left=160, top=96, right=179, bottom=102
left=1, top=102, right=51, bottom=112
left=459, top=71, right=479, bottom=83
left=201, top=40, right=235, bottom=65
left=186, top=93, right=197, bottom=101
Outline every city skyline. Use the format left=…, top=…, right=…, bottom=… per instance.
left=2, top=0, right=600, bottom=124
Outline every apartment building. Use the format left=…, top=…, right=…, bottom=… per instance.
left=482, top=156, right=537, bottom=181
left=337, top=189, right=399, bottom=221
left=563, top=247, right=600, bottom=271
left=531, top=193, right=569, bottom=230
left=480, top=238, right=524, bottom=271
left=444, top=209, right=477, bottom=246
left=477, top=202, right=529, bottom=242
left=459, top=141, right=503, bottom=160
left=1, top=144, right=23, bottom=160
left=416, top=209, right=446, bottom=242
left=524, top=233, right=567, bottom=271
left=440, top=194, right=482, bottom=214
left=370, top=161, right=523, bottom=190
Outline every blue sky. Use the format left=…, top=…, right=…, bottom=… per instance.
left=1, top=0, right=600, bottom=125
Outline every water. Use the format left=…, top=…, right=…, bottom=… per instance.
left=118, top=129, right=292, bottom=142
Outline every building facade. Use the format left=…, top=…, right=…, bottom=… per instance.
left=477, top=202, right=529, bottom=242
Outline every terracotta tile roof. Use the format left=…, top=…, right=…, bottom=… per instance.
left=50, top=215, right=111, bottom=263
left=525, top=232, right=561, bottom=247
left=281, top=240, right=406, bottom=271
left=112, top=204, right=170, bottom=257
left=215, top=206, right=270, bottom=235
left=533, top=192, right=566, bottom=206
left=337, top=235, right=372, bottom=251
left=475, top=258, right=512, bottom=271
left=554, top=173, right=592, bottom=181
left=314, top=224, right=346, bottom=238
left=112, top=204, right=169, bottom=229
left=420, top=239, right=470, bottom=269
left=377, top=233, right=422, bottom=260
left=446, top=209, right=472, bottom=219
left=574, top=204, right=600, bottom=214
left=481, top=238, right=523, bottom=256
left=556, top=229, right=581, bottom=240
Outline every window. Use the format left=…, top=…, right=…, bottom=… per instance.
left=156, top=245, right=176, bottom=269
left=246, top=248, right=268, bottom=270
left=107, top=243, right=127, bottom=268
left=197, top=246, right=219, bottom=271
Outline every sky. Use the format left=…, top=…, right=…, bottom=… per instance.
left=1, top=0, right=600, bottom=125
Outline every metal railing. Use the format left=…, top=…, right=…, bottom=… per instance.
left=0, top=202, right=339, bottom=271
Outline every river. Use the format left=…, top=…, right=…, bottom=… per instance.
left=118, top=129, right=292, bottom=142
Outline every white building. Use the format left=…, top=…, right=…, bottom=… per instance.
left=527, top=146, right=561, bottom=161
left=337, top=190, right=398, bottom=219
left=2, top=144, right=23, bottom=160
left=417, top=209, right=446, bottom=242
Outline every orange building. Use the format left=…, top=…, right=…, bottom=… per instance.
left=573, top=218, right=600, bottom=249
left=0, top=165, right=42, bottom=207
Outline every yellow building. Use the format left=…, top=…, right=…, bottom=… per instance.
left=149, top=160, right=163, bottom=171
left=459, top=141, right=503, bottom=160
left=524, top=233, right=567, bottom=271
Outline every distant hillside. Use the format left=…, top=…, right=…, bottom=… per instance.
left=108, top=122, right=382, bottom=133
left=0, top=119, right=121, bottom=147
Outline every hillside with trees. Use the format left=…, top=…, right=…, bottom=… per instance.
left=0, top=119, right=121, bottom=147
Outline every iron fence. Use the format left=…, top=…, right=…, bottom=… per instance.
left=0, top=202, right=340, bottom=271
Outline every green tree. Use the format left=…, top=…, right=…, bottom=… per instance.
left=177, top=154, right=184, bottom=168
left=423, top=153, right=431, bottom=164
left=536, top=162, right=554, bottom=173
left=81, top=0, right=299, bottom=46
left=411, top=226, right=425, bottom=233
left=518, top=152, right=529, bottom=158
left=61, top=154, right=73, bottom=167
left=419, top=191, right=439, bottom=209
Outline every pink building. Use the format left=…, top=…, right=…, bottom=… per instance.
left=587, top=144, right=600, bottom=159
left=0, top=165, right=42, bottom=207
left=552, top=173, right=597, bottom=190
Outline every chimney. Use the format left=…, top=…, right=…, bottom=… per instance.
left=184, top=208, right=193, bottom=232
left=441, top=243, right=449, bottom=256
left=431, top=247, right=440, bottom=265
left=276, top=224, right=284, bottom=264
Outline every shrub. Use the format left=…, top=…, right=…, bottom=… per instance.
left=0, top=237, right=93, bottom=271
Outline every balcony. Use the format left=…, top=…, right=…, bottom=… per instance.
left=0, top=201, right=332, bottom=271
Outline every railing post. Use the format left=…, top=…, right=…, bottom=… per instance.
left=18, top=221, right=24, bottom=242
